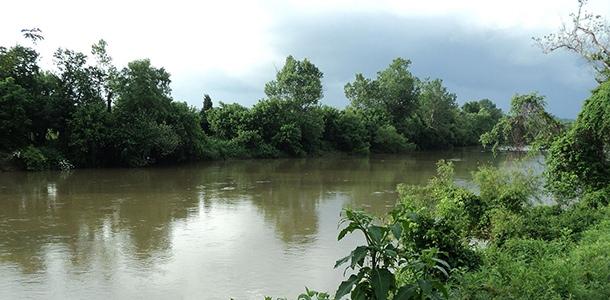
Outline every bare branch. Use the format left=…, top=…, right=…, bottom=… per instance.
left=535, top=0, right=610, bottom=82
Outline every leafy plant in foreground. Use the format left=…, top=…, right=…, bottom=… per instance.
left=334, top=209, right=450, bottom=300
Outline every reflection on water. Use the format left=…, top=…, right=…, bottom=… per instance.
left=0, top=149, right=517, bottom=299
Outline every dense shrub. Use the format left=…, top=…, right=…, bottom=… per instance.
left=18, top=145, right=48, bottom=170
left=372, top=124, right=415, bottom=153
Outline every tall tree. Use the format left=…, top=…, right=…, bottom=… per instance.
left=0, top=78, right=31, bottom=151
left=416, top=79, right=458, bottom=148
left=91, top=39, right=118, bottom=112
left=345, top=58, right=419, bottom=136
left=200, top=94, right=213, bottom=133
left=481, top=93, right=563, bottom=152
left=113, top=59, right=172, bottom=121
left=264, top=55, right=323, bottom=108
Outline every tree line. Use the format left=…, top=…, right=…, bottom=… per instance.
left=1, top=36, right=507, bottom=170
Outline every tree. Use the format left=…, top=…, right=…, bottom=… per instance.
left=345, top=58, right=419, bottom=134
left=113, top=59, right=172, bottom=121
left=66, top=101, right=110, bottom=166
left=202, top=94, right=213, bottom=111
left=111, top=59, right=178, bottom=166
left=481, top=93, right=563, bottom=152
left=546, top=80, right=610, bottom=198
left=0, top=77, right=31, bottom=151
left=166, top=101, right=206, bottom=161
left=206, top=102, right=249, bottom=140
left=200, top=94, right=213, bottom=133
left=0, top=45, right=41, bottom=91
left=91, top=39, right=118, bottom=112
left=458, top=99, right=503, bottom=146
left=322, top=107, right=370, bottom=154
left=535, top=0, right=610, bottom=82
left=264, top=55, right=323, bottom=108
left=415, top=79, right=459, bottom=148
left=21, top=28, right=44, bottom=44
left=376, top=58, right=420, bottom=126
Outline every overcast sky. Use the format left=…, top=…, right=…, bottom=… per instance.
left=2, top=0, right=609, bottom=118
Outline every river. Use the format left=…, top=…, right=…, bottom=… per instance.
left=0, top=149, right=520, bottom=299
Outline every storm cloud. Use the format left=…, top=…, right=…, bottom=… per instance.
left=176, top=12, right=596, bottom=118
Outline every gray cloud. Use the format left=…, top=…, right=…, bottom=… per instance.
left=174, top=12, right=597, bottom=118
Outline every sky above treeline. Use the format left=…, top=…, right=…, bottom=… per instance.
left=3, top=0, right=609, bottom=118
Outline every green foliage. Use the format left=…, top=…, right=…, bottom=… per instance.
left=273, top=123, right=304, bottom=156
left=455, top=207, right=610, bottom=300
left=372, top=125, right=415, bottom=153
left=18, top=145, right=48, bottom=170
left=0, top=77, right=31, bottom=151
left=207, top=102, right=249, bottom=140
left=481, top=93, right=563, bottom=152
left=67, top=101, right=110, bottom=166
left=346, top=58, right=419, bottom=129
left=322, top=107, right=370, bottom=154
left=335, top=209, right=450, bottom=300
left=297, top=288, right=330, bottom=300
left=200, top=94, right=213, bottom=133
left=473, top=165, right=541, bottom=213
left=345, top=58, right=503, bottom=150
left=114, top=59, right=172, bottom=121
left=1, top=41, right=508, bottom=168
left=265, top=55, right=323, bottom=108
left=112, top=113, right=180, bottom=167
left=414, top=79, right=458, bottom=148
left=345, top=58, right=421, bottom=147
left=545, top=80, right=610, bottom=198
left=456, top=99, right=503, bottom=146
left=166, top=101, right=207, bottom=162
left=395, top=162, right=481, bottom=269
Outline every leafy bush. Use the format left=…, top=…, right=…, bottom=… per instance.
left=273, top=123, right=304, bottom=156
left=372, top=124, right=415, bottom=153
left=19, top=145, right=48, bottom=170
left=455, top=207, right=610, bottom=300
left=334, top=209, right=451, bottom=300
left=545, top=81, right=610, bottom=199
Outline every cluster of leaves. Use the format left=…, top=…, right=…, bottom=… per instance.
left=344, top=59, right=504, bottom=151
left=334, top=209, right=450, bottom=300
left=480, top=93, right=564, bottom=153
left=545, top=80, right=610, bottom=199
left=0, top=39, right=209, bottom=170
left=454, top=195, right=610, bottom=299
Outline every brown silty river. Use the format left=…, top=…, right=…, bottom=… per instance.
left=0, top=149, right=533, bottom=299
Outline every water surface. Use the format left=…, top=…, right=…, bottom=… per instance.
left=0, top=149, right=516, bottom=299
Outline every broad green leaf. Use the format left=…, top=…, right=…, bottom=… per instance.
left=334, top=274, right=359, bottom=300
left=369, top=226, right=385, bottom=244
left=431, top=258, right=451, bottom=270
left=351, top=246, right=368, bottom=268
left=371, top=268, right=394, bottom=300
left=335, top=253, right=352, bottom=268
left=338, top=224, right=356, bottom=241
left=384, top=249, right=397, bottom=257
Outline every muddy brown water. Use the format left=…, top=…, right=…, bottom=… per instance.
left=0, top=149, right=530, bottom=299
